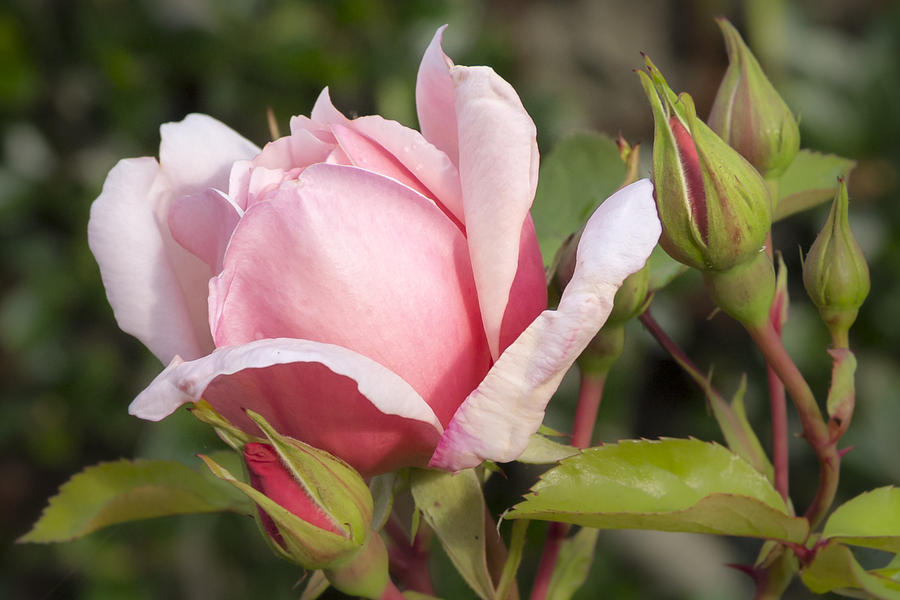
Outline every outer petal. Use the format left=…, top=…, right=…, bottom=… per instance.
left=88, top=158, right=211, bottom=363
left=168, top=189, right=241, bottom=272
left=429, top=179, right=661, bottom=471
left=453, top=64, right=540, bottom=359
left=129, top=338, right=444, bottom=476
left=210, top=163, right=492, bottom=428
left=309, top=88, right=350, bottom=126
left=416, top=25, right=458, bottom=165
left=159, top=113, right=260, bottom=194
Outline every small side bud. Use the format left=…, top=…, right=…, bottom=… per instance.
left=802, top=178, right=870, bottom=346
left=708, top=18, right=800, bottom=178
left=638, top=56, right=772, bottom=272
left=199, top=410, right=389, bottom=598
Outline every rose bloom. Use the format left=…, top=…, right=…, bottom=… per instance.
left=89, top=27, right=660, bottom=476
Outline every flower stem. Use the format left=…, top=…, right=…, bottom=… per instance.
left=529, top=521, right=566, bottom=600
left=530, top=368, right=608, bottom=600
left=746, top=322, right=840, bottom=528
left=764, top=228, right=790, bottom=503
left=384, top=517, right=434, bottom=595
left=571, top=370, right=609, bottom=448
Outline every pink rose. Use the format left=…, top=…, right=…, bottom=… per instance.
left=88, top=27, right=660, bottom=476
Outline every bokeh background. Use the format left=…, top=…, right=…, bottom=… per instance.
left=3, top=0, right=899, bottom=598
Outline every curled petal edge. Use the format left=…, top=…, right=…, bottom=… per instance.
left=129, top=337, right=444, bottom=436
left=429, top=179, right=661, bottom=471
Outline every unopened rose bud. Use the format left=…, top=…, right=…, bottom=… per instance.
left=200, top=411, right=391, bottom=597
left=802, top=178, right=870, bottom=346
left=638, top=56, right=772, bottom=272
left=708, top=18, right=800, bottom=178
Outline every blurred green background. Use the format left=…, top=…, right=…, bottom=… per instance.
left=2, top=0, right=898, bottom=598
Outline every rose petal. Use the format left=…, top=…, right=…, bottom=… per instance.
left=88, top=158, right=213, bottom=363
left=351, top=115, right=465, bottom=224
left=416, top=25, right=458, bottom=165
left=429, top=179, right=661, bottom=471
left=168, top=188, right=242, bottom=273
left=309, top=87, right=350, bottom=126
left=210, top=163, right=492, bottom=427
left=453, top=64, right=540, bottom=359
left=330, top=123, right=436, bottom=201
left=159, top=113, right=260, bottom=195
left=129, top=338, right=444, bottom=476
left=497, top=216, right=548, bottom=353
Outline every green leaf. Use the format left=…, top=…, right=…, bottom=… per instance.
left=547, top=527, right=600, bottom=600
left=507, top=439, right=807, bottom=543
left=774, top=149, right=855, bottom=220
left=709, top=375, right=775, bottom=482
left=19, top=458, right=253, bottom=543
left=410, top=469, right=495, bottom=600
left=516, top=434, right=578, bottom=464
left=801, top=542, right=900, bottom=599
left=531, top=132, right=626, bottom=267
left=823, top=487, right=900, bottom=553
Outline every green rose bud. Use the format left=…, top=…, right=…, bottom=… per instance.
left=708, top=18, right=800, bottom=178
left=802, top=178, right=870, bottom=346
left=199, top=409, right=389, bottom=598
left=638, top=55, right=772, bottom=272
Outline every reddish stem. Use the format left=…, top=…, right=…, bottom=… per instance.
left=531, top=370, right=607, bottom=599
left=529, top=522, right=566, bottom=600
left=571, top=371, right=608, bottom=449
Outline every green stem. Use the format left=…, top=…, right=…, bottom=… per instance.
left=746, top=322, right=840, bottom=528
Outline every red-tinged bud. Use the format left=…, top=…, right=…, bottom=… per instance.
left=709, top=18, right=800, bottom=178
left=802, top=178, right=870, bottom=347
left=244, top=442, right=344, bottom=546
left=200, top=409, right=390, bottom=599
left=638, top=55, right=772, bottom=272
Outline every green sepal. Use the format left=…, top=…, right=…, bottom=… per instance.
left=410, top=469, right=495, bottom=600
left=199, top=453, right=357, bottom=569
left=507, top=439, right=806, bottom=543
left=245, top=410, right=373, bottom=545
left=299, top=571, right=330, bottom=600
left=189, top=399, right=260, bottom=450
left=19, top=458, right=253, bottom=544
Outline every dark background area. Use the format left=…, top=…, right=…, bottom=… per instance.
left=2, top=1, right=898, bottom=598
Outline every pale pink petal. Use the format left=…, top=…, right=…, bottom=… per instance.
left=289, top=114, right=336, bottom=144
left=331, top=123, right=436, bottom=200
left=453, top=64, right=540, bottom=359
left=251, top=131, right=332, bottom=171
left=351, top=115, right=464, bottom=224
left=310, top=87, right=350, bottom=126
left=168, top=189, right=241, bottom=272
left=88, top=158, right=213, bottom=364
left=159, top=114, right=260, bottom=194
left=210, top=164, right=492, bottom=427
left=430, top=179, right=661, bottom=471
left=416, top=25, right=458, bottom=165
left=129, top=338, right=444, bottom=476
left=227, top=161, right=286, bottom=211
